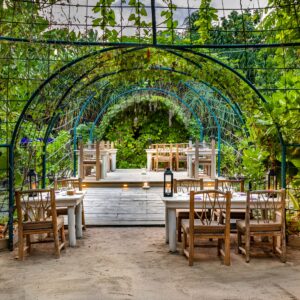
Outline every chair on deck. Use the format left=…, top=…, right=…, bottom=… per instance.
left=15, top=188, right=66, bottom=260
left=175, top=143, right=187, bottom=171
left=181, top=190, right=231, bottom=266
left=54, top=178, right=86, bottom=230
left=153, top=144, right=172, bottom=171
left=174, top=179, right=204, bottom=242
left=215, top=178, right=246, bottom=231
left=237, top=189, right=286, bottom=263
left=79, top=141, right=101, bottom=180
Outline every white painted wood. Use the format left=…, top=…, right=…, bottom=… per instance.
left=168, top=208, right=177, bottom=252
left=75, top=202, right=82, bottom=239
left=110, top=150, right=117, bottom=171
left=68, top=206, right=76, bottom=247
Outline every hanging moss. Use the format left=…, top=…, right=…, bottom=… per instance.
left=101, top=97, right=192, bottom=168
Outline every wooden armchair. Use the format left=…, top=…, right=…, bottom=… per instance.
left=175, top=143, right=187, bottom=171
left=174, top=179, right=204, bottom=242
left=79, top=141, right=101, bottom=180
left=15, top=188, right=66, bottom=260
left=54, top=178, right=86, bottom=230
left=153, top=144, right=172, bottom=171
left=237, top=189, right=286, bottom=263
left=215, top=178, right=246, bottom=230
left=181, top=190, right=231, bottom=266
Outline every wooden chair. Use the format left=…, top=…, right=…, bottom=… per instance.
left=181, top=190, right=231, bottom=266
left=175, top=143, right=187, bottom=171
left=237, top=189, right=286, bottom=263
left=153, top=144, right=172, bottom=171
left=215, top=178, right=246, bottom=231
left=174, top=179, right=204, bottom=242
left=79, top=141, right=101, bottom=180
left=15, top=188, right=66, bottom=260
left=54, top=178, right=86, bottom=230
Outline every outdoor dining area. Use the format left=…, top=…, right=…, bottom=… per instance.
left=78, top=140, right=117, bottom=180
left=162, top=176, right=286, bottom=266
left=15, top=176, right=86, bottom=260
left=146, top=139, right=217, bottom=179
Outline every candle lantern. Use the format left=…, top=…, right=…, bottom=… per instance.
left=27, top=169, right=38, bottom=192
left=163, top=168, right=173, bottom=197
left=268, top=168, right=277, bottom=190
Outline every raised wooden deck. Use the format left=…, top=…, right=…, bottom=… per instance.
left=83, top=169, right=210, bottom=225
left=84, top=187, right=165, bottom=225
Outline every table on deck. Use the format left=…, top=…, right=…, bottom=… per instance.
left=145, top=147, right=217, bottom=178
left=55, top=191, right=86, bottom=247
left=162, top=193, right=274, bottom=252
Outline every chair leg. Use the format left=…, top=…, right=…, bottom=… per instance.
left=82, top=205, right=86, bottom=230
left=245, top=233, right=250, bottom=263
left=18, top=234, right=25, bottom=261
left=182, top=229, right=187, bottom=255
left=217, top=238, right=222, bottom=256
left=61, top=226, right=66, bottom=250
left=281, top=233, right=287, bottom=263
left=272, top=236, right=277, bottom=254
left=224, top=235, right=231, bottom=266
left=177, top=217, right=182, bottom=242
left=26, top=235, right=31, bottom=253
left=188, top=235, right=194, bottom=266
left=237, top=230, right=242, bottom=254
left=53, top=230, right=61, bottom=258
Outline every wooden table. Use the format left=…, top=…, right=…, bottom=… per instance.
left=162, top=193, right=250, bottom=252
left=55, top=191, right=86, bottom=247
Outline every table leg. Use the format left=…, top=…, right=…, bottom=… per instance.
left=168, top=208, right=177, bottom=252
left=68, top=206, right=76, bottom=247
left=165, top=207, right=169, bottom=243
left=76, top=202, right=83, bottom=239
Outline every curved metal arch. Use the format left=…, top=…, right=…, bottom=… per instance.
left=176, top=46, right=286, bottom=187
left=13, top=44, right=271, bottom=150
left=183, top=82, right=222, bottom=176
left=11, top=46, right=125, bottom=148
left=89, top=87, right=205, bottom=143
left=11, top=44, right=286, bottom=185
left=45, top=63, right=246, bottom=153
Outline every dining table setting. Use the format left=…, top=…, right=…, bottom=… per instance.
left=162, top=190, right=280, bottom=252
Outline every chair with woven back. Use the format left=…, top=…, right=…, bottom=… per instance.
left=174, top=179, right=204, bottom=242
left=181, top=190, right=231, bottom=266
left=153, top=144, right=172, bottom=171
left=54, top=178, right=86, bottom=230
left=15, top=188, right=66, bottom=260
left=237, top=189, right=286, bottom=263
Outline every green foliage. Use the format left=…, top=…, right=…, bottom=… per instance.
left=100, top=97, right=191, bottom=168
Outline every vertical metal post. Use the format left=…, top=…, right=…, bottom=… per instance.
left=42, top=113, right=60, bottom=188
left=151, top=0, right=157, bottom=45
left=73, top=134, right=77, bottom=177
left=217, top=128, right=221, bottom=177
left=281, top=144, right=286, bottom=189
left=194, top=139, right=199, bottom=179
left=8, top=144, right=14, bottom=251
left=42, top=142, right=47, bottom=189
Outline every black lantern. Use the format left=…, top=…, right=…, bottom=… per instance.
left=268, top=169, right=277, bottom=190
left=27, top=169, right=38, bottom=190
left=164, top=168, right=173, bottom=197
